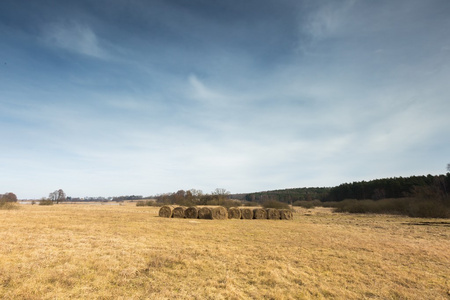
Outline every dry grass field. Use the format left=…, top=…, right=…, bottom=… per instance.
left=1, top=204, right=449, bottom=299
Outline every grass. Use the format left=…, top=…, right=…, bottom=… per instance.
left=0, top=204, right=449, bottom=299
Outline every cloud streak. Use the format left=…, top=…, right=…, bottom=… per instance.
left=42, top=21, right=105, bottom=58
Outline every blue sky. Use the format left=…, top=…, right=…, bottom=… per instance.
left=1, top=0, right=449, bottom=199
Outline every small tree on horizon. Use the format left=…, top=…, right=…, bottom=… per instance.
left=0, top=192, right=18, bottom=203
left=49, top=189, right=66, bottom=204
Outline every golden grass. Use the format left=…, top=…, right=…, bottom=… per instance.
left=1, top=204, right=449, bottom=299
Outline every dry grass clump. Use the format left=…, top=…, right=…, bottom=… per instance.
left=211, top=206, right=228, bottom=220
left=172, top=206, right=187, bottom=218
left=253, top=208, right=267, bottom=219
left=158, top=205, right=174, bottom=218
left=198, top=207, right=212, bottom=219
left=280, top=209, right=293, bottom=220
left=266, top=208, right=281, bottom=220
left=240, top=208, right=253, bottom=219
left=0, top=202, right=19, bottom=210
left=227, top=207, right=241, bottom=219
left=185, top=207, right=199, bottom=219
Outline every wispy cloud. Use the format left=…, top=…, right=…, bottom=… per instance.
left=41, top=21, right=105, bottom=58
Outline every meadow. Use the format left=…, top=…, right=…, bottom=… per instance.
left=0, top=204, right=449, bottom=299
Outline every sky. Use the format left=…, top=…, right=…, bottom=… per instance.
left=1, top=0, right=450, bottom=199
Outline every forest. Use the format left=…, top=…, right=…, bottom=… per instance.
left=241, top=174, right=450, bottom=203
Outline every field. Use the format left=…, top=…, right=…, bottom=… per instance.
left=1, top=204, right=449, bottom=299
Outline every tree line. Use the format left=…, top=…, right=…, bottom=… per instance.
left=241, top=174, right=450, bottom=204
left=151, top=188, right=239, bottom=207
left=242, top=187, right=331, bottom=203
left=324, top=174, right=450, bottom=202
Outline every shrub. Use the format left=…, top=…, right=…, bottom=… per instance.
left=0, top=201, right=19, bottom=210
left=205, top=198, right=242, bottom=208
left=331, top=197, right=450, bottom=218
left=39, top=200, right=54, bottom=206
left=242, top=201, right=259, bottom=207
left=262, top=200, right=290, bottom=210
left=407, top=199, right=450, bottom=218
left=293, top=200, right=322, bottom=208
left=136, top=200, right=159, bottom=207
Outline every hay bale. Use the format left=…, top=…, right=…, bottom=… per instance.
left=240, top=208, right=253, bottom=219
left=266, top=208, right=281, bottom=220
left=211, top=206, right=228, bottom=220
left=159, top=205, right=175, bottom=218
left=253, top=208, right=267, bottom=219
left=228, top=207, right=241, bottom=219
left=172, top=206, right=187, bottom=218
left=280, top=209, right=294, bottom=220
left=198, top=207, right=212, bottom=219
left=185, top=206, right=199, bottom=219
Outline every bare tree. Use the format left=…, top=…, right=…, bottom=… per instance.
left=212, top=188, right=230, bottom=203
left=212, top=188, right=230, bottom=196
left=49, top=189, right=66, bottom=204
left=447, top=163, right=450, bottom=172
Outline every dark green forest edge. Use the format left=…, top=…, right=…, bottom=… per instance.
left=237, top=174, right=450, bottom=218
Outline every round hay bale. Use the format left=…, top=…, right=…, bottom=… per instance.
left=240, top=208, right=253, bottom=219
left=266, top=208, right=281, bottom=220
left=280, top=209, right=294, bottom=220
left=159, top=205, right=175, bottom=218
left=185, top=206, right=199, bottom=219
left=253, top=208, right=267, bottom=219
left=172, top=206, right=187, bottom=218
left=198, top=207, right=212, bottom=219
left=211, top=206, right=228, bottom=220
left=228, top=207, right=241, bottom=219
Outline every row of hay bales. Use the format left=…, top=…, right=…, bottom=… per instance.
left=159, top=205, right=293, bottom=220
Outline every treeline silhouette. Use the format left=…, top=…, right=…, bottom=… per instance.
left=325, top=174, right=450, bottom=202
left=242, top=174, right=450, bottom=204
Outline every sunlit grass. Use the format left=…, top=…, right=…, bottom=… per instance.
left=0, top=204, right=449, bottom=299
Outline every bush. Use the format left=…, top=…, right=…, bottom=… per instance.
left=330, top=197, right=450, bottom=218
left=136, top=200, right=159, bottom=207
left=262, top=200, right=290, bottom=210
left=242, top=201, right=260, bottom=207
left=407, top=199, right=450, bottom=218
left=293, top=200, right=322, bottom=208
left=0, top=201, right=19, bottom=210
left=206, top=199, right=242, bottom=208
left=39, top=200, right=54, bottom=206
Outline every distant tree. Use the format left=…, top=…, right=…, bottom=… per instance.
left=49, top=189, right=66, bottom=204
left=212, top=188, right=230, bottom=199
left=447, top=163, right=450, bottom=172
left=0, top=192, right=17, bottom=202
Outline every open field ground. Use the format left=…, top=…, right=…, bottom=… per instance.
left=1, top=204, right=449, bottom=299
